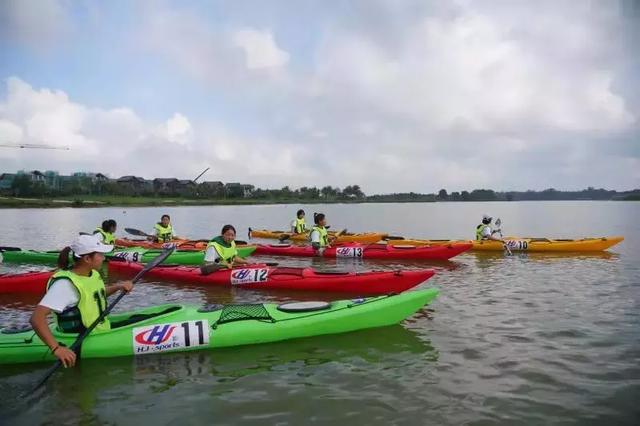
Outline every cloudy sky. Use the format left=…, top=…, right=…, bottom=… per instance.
left=1, top=0, right=639, bottom=193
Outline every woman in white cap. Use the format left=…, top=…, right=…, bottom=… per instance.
left=29, top=234, right=133, bottom=368
left=475, top=214, right=504, bottom=242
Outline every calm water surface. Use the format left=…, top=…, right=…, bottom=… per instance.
left=0, top=201, right=639, bottom=425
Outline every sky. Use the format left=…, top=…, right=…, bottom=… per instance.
left=0, top=0, right=639, bottom=193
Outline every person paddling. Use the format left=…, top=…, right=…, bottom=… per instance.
left=201, top=225, right=249, bottom=273
left=149, top=214, right=181, bottom=243
left=309, top=213, right=337, bottom=255
left=29, top=235, right=133, bottom=368
left=476, top=214, right=504, bottom=242
left=93, top=219, right=117, bottom=245
left=290, top=209, right=307, bottom=234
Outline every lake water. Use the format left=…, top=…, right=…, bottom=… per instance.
left=0, top=201, right=639, bottom=425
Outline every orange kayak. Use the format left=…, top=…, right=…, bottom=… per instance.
left=115, top=238, right=208, bottom=251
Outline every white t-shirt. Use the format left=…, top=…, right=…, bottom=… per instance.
left=309, top=229, right=321, bottom=244
left=38, top=279, right=80, bottom=313
left=204, top=246, right=221, bottom=263
left=480, top=226, right=492, bottom=238
left=290, top=220, right=298, bottom=232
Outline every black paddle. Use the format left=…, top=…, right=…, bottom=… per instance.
left=23, top=247, right=176, bottom=398
left=124, top=227, right=153, bottom=238
left=0, top=246, right=22, bottom=252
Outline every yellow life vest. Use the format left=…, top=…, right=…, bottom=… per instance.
left=310, top=226, right=329, bottom=247
left=294, top=217, right=307, bottom=234
left=93, top=228, right=115, bottom=245
left=46, top=269, right=111, bottom=333
left=207, top=239, right=237, bottom=265
left=154, top=223, right=173, bottom=242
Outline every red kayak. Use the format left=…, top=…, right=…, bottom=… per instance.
left=253, top=242, right=472, bottom=260
left=0, top=270, right=54, bottom=294
left=109, top=262, right=435, bottom=295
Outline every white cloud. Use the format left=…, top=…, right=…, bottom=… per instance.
left=0, top=77, right=312, bottom=184
left=165, top=113, right=192, bottom=145
left=233, top=28, right=290, bottom=69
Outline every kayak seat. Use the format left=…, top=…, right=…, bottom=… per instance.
left=270, top=267, right=305, bottom=277
left=213, top=304, right=274, bottom=328
left=111, top=306, right=181, bottom=328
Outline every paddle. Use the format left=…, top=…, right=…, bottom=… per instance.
left=124, top=227, right=153, bottom=238
left=493, top=218, right=512, bottom=256
left=0, top=246, right=22, bottom=252
left=23, top=247, right=176, bottom=398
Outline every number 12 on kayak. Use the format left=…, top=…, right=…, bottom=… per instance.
left=133, top=320, right=209, bottom=355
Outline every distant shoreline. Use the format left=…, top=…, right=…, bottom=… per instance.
left=0, top=195, right=637, bottom=209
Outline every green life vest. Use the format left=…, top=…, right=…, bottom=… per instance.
left=310, top=226, right=329, bottom=247
left=46, top=269, right=111, bottom=334
left=207, top=237, right=237, bottom=264
left=476, top=224, right=489, bottom=241
left=154, top=223, right=173, bottom=242
left=294, top=217, right=307, bottom=234
left=93, top=228, right=115, bottom=245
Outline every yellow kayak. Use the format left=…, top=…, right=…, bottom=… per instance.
left=386, top=236, right=624, bottom=252
left=249, top=229, right=387, bottom=244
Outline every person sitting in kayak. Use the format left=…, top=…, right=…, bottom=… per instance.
left=476, top=214, right=504, bottom=242
left=201, top=224, right=250, bottom=273
left=309, top=213, right=337, bottom=254
left=149, top=214, right=181, bottom=243
left=93, top=219, right=117, bottom=245
left=290, top=209, right=307, bottom=234
left=29, top=234, right=134, bottom=368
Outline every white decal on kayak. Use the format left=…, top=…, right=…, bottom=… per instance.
left=161, top=242, right=178, bottom=249
left=336, top=247, right=364, bottom=258
left=230, top=268, right=269, bottom=285
left=505, top=240, right=528, bottom=250
left=112, top=251, right=144, bottom=262
left=133, top=320, right=209, bottom=355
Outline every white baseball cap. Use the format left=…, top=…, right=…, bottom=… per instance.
left=482, top=214, right=492, bottom=221
left=70, top=234, right=113, bottom=256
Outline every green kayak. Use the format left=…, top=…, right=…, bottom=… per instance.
left=0, top=289, right=438, bottom=364
left=0, top=246, right=256, bottom=266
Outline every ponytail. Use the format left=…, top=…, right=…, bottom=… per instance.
left=57, top=247, right=73, bottom=270
left=313, top=212, right=325, bottom=225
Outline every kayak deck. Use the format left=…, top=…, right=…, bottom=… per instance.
left=250, top=229, right=387, bottom=244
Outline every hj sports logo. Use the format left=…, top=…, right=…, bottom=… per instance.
left=134, top=324, right=176, bottom=345
left=231, top=269, right=252, bottom=281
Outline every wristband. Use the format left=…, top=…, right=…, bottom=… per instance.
left=51, top=345, right=60, bottom=354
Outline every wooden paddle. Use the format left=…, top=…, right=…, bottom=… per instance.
left=23, top=247, right=176, bottom=398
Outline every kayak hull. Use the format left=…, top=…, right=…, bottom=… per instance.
left=250, top=229, right=386, bottom=244
left=0, top=246, right=256, bottom=266
left=0, top=270, right=53, bottom=294
left=115, top=238, right=208, bottom=250
left=108, top=262, right=435, bottom=295
left=0, top=289, right=439, bottom=364
left=387, top=236, right=624, bottom=252
left=253, top=242, right=471, bottom=260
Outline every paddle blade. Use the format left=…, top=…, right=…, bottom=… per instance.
left=125, top=228, right=150, bottom=237
left=278, top=234, right=291, bottom=242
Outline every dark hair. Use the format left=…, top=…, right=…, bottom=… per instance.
left=101, top=219, right=117, bottom=232
left=313, top=212, right=325, bottom=225
left=296, top=209, right=305, bottom=217
left=161, top=214, right=170, bottom=220
left=221, top=224, right=236, bottom=235
left=57, top=246, right=95, bottom=270
left=482, top=218, right=491, bottom=225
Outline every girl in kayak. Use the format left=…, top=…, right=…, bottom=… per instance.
left=476, top=214, right=504, bottom=242
left=93, top=219, right=117, bottom=245
left=149, top=214, right=181, bottom=243
left=201, top=224, right=250, bottom=273
left=290, top=209, right=307, bottom=234
left=309, top=213, right=337, bottom=255
left=29, top=234, right=134, bottom=368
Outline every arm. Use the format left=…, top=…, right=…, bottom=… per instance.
left=106, top=280, right=134, bottom=296
left=30, top=306, right=77, bottom=367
